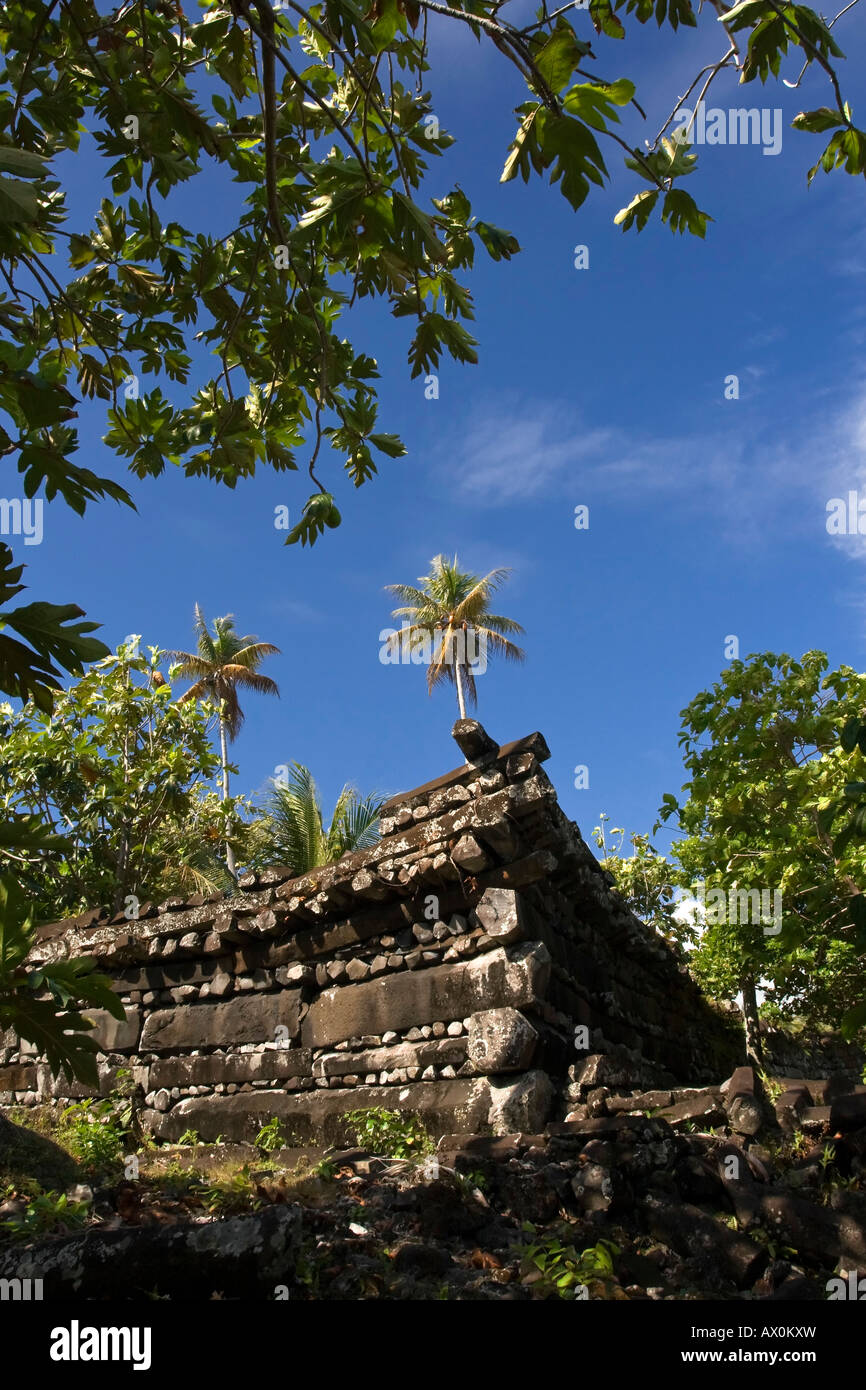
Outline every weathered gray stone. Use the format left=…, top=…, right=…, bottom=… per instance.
left=0, top=1064, right=36, bottom=1092
left=141, top=992, right=300, bottom=1052
left=301, top=943, right=550, bottom=1048
left=470, top=888, right=527, bottom=944
left=150, top=1049, right=312, bottom=1090
left=312, top=1038, right=466, bottom=1079
left=0, top=1205, right=301, bottom=1300
left=467, top=1007, right=538, bottom=1074
left=487, top=1070, right=553, bottom=1134
left=452, top=719, right=498, bottom=763
left=151, top=1078, right=495, bottom=1144
left=450, top=835, right=491, bottom=873
left=82, top=1006, right=141, bottom=1052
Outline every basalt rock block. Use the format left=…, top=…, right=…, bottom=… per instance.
left=141, top=992, right=300, bottom=1052
left=149, top=1077, right=498, bottom=1145
left=0, top=1205, right=302, bottom=1300
left=82, top=1006, right=141, bottom=1053
left=640, top=1193, right=767, bottom=1289
left=312, top=1038, right=466, bottom=1079
left=300, top=943, right=551, bottom=1048
left=487, top=1070, right=553, bottom=1134
left=150, top=1049, right=313, bottom=1090
left=452, top=719, right=498, bottom=763
left=467, top=1007, right=538, bottom=1074
left=470, top=887, right=527, bottom=944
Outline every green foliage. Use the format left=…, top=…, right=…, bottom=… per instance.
left=0, top=874, right=124, bottom=1085
left=0, top=640, right=238, bottom=919
left=658, top=650, right=866, bottom=1031
left=196, top=1166, right=263, bottom=1216
left=0, top=544, right=109, bottom=714
left=517, top=1227, right=620, bottom=1298
left=254, top=1117, right=285, bottom=1154
left=59, top=1075, right=140, bottom=1172
left=0, top=1188, right=90, bottom=1241
left=0, top=0, right=857, bottom=627
left=247, top=763, right=385, bottom=876
left=592, top=815, right=692, bottom=951
left=59, top=1100, right=126, bottom=1171
left=175, top=1129, right=200, bottom=1148
left=343, top=1107, right=433, bottom=1160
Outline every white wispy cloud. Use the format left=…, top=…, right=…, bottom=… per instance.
left=435, top=377, right=866, bottom=552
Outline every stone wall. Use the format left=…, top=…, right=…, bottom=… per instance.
left=0, top=721, right=744, bottom=1142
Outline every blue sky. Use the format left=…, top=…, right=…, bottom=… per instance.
left=11, top=3, right=866, bottom=856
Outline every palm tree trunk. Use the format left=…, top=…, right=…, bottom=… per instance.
left=740, top=971, right=763, bottom=1066
left=219, top=707, right=236, bottom=878
left=455, top=659, right=467, bottom=720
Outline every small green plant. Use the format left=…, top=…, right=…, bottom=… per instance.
left=343, top=1107, right=433, bottom=1160
left=751, top=1225, right=797, bottom=1261
left=314, top=1158, right=337, bottom=1180
left=759, top=1071, right=784, bottom=1104
left=819, top=1142, right=836, bottom=1172
left=1, top=1189, right=90, bottom=1240
left=58, top=1073, right=142, bottom=1172
left=451, top=1167, right=488, bottom=1199
left=255, top=1117, right=285, bottom=1154
left=175, top=1129, right=200, bottom=1147
left=516, top=1227, right=620, bottom=1299
left=60, top=1098, right=126, bottom=1170
left=196, top=1166, right=262, bottom=1216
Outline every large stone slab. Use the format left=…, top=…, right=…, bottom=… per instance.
left=112, top=958, right=232, bottom=992
left=0, top=1064, right=37, bottom=1092
left=0, top=1206, right=301, bottom=1300
left=149, top=1078, right=497, bottom=1144
left=301, top=943, right=550, bottom=1048
left=141, top=991, right=300, bottom=1052
left=312, top=1037, right=467, bottom=1079
left=488, top=1070, right=553, bottom=1133
left=150, top=1048, right=312, bottom=1090
left=82, top=1006, right=141, bottom=1052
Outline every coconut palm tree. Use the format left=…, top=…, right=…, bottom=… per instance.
left=168, top=606, right=280, bottom=877
left=385, top=554, right=525, bottom=718
left=249, top=763, right=385, bottom=875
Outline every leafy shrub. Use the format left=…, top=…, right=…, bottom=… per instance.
left=517, top=1228, right=620, bottom=1299
left=58, top=1070, right=143, bottom=1171
left=196, top=1166, right=262, bottom=1216
left=60, top=1099, right=127, bottom=1170
left=1, top=1189, right=90, bottom=1240
left=255, top=1117, right=285, bottom=1154
left=343, top=1107, right=433, bottom=1160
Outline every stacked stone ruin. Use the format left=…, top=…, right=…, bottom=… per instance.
left=0, top=721, right=744, bottom=1143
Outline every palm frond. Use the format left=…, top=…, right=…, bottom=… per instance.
left=329, top=788, right=386, bottom=857
left=255, top=765, right=326, bottom=875
left=384, top=584, right=432, bottom=607
left=231, top=642, right=282, bottom=669
left=474, top=627, right=526, bottom=662
left=479, top=613, right=525, bottom=635
left=220, top=666, right=280, bottom=698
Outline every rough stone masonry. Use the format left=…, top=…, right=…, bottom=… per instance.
left=0, top=721, right=744, bottom=1144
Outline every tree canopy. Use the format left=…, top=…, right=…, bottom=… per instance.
left=656, top=650, right=866, bottom=1039
left=0, top=639, right=239, bottom=919
left=0, top=0, right=863, bottom=600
